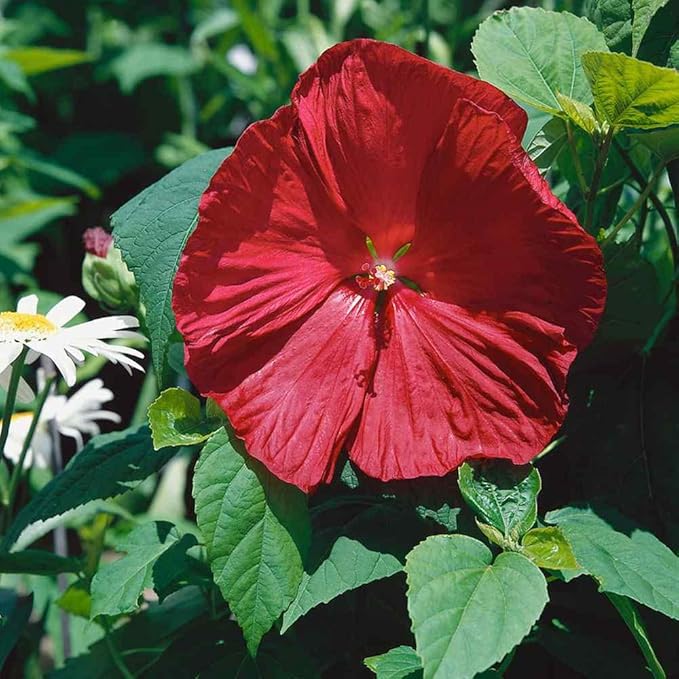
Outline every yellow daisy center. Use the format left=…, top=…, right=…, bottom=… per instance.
left=0, top=312, right=57, bottom=341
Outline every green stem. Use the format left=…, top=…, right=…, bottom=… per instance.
left=130, top=370, right=158, bottom=427
left=601, top=165, right=665, bottom=247
left=3, top=375, right=55, bottom=529
left=0, top=347, right=28, bottom=459
left=584, top=129, right=614, bottom=232
left=565, top=121, right=588, bottom=197
left=607, top=593, right=666, bottom=679
left=103, top=620, right=134, bottom=679
left=614, top=140, right=678, bottom=266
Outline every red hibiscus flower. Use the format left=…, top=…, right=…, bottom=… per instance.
left=173, top=40, right=606, bottom=492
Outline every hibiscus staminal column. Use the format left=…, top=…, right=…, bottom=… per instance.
left=174, top=39, right=606, bottom=493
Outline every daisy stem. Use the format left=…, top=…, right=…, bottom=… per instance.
left=0, top=346, right=28, bottom=462
left=3, top=374, right=56, bottom=530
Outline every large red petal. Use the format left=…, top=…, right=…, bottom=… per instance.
left=398, top=98, right=606, bottom=350
left=290, top=40, right=526, bottom=257
left=204, top=287, right=377, bottom=492
left=174, top=105, right=367, bottom=359
left=349, top=288, right=576, bottom=481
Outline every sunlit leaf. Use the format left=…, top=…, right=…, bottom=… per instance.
left=473, top=7, right=608, bottom=113
left=405, top=535, right=548, bottom=679
left=582, top=51, right=679, bottom=129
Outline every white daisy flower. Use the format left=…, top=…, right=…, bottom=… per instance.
left=2, top=378, right=121, bottom=468
left=0, top=294, right=145, bottom=395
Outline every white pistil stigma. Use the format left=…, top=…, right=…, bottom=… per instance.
left=356, top=263, right=397, bottom=292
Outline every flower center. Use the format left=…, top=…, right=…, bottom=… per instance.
left=0, top=312, right=57, bottom=342
left=356, top=263, right=397, bottom=291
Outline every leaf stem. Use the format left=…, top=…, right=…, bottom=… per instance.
left=565, top=121, right=588, bottom=197
left=614, top=140, right=678, bottom=267
left=0, top=347, right=28, bottom=461
left=103, top=619, right=134, bottom=679
left=607, top=593, right=666, bottom=679
left=584, top=128, right=614, bottom=232
left=3, top=374, right=55, bottom=529
left=601, top=165, right=665, bottom=247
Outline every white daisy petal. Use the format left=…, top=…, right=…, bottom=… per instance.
left=58, top=425, right=85, bottom=451
left=31, top=430, right=53, bottom=468
left=64, top=345, right=86, bottom=363
left=46, top=296, right=86, bottom=327
left=16, top=376, right=36, bottom=404
left=30, top=340, right=77, bottom=386
left=25, top=349, right=40, bottom=365
left=16, top=295, right=38, bottom=314
left=0, top=343, right=24, bottom=374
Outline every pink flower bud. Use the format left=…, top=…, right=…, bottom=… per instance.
left=83, top=227, right=113, bottom=258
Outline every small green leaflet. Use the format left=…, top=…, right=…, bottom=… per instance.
left=521, top=526, right=580, bottom=571
left=148, top=387, right=223, bottom=449
left=582, top=51, right=679, bottom=129
left=364, top=646, right=423, bottom=679
left=405, top=535, right=548, bottom=679
left=2, top=47, right=91, bottom=75
left=193, top=428, right=310, bottom=654
left=546, top=506, right=679, bottom=619
left=472, top=7, right=609, bottom=114
left=457, top=460, right=541, bottom=542
left=90, top=521, right=198, bottom=617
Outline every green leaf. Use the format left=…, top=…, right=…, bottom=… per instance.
left=472, top=7, right=608, bottom=114
left=633, top=125, right=679, bottom=161
left=364, top=646, right=423, bottom=679
left=0, top=549, right=81, bottom=575
left=546, top=506, right=679, bottom=619
left=596, top=240, right=671, bottom=349
left=582, top=51, right=679, bottom=129
left=607, top=593, right=667, bottom=678
left=280, top=536, right=402, bottom=633
left=56, top=580, right=92, bottom=619
left=148, top=387, right=221, bottom=449
left=521, top=527, right=580, bottom=570
left=51, top=587, right=207, bottom=678
left=556, top=93, right=599, bottom=135
left=110, top=44, right=197, bottom=93
left=112, top=148, right=231, bottom=385
left=405, top=535, right=548, bottom=679
left=0, top=589, right=32, bottom=670
left=18, top=153, right=100, bottom=199
left=3, top=47, right=90, bottom=75
left=3, top=426, right=175, bottom=550
left=588, top=0, right=633, bottom=52
left=147, top=617, right=318, bottom=678
left=90, top=521, right=198, bottom=617
left=0, top=196, right=77, bottom=245
left=457, top=461, right=541, bottom=541
left=0, top=58, right=32, bottom=97
left=528, top=118, right=568, bottom=169
left=632, top=0, right=670, bottom=56
left=193, top=428, right=310, bottom=654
